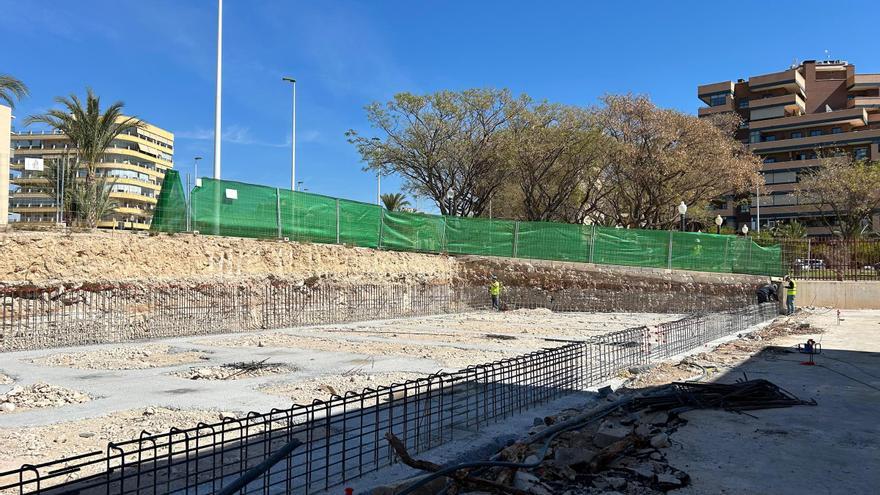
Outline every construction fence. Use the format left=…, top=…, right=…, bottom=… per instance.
left=0, top=303, right=779, bottom=495
left=775, top=237, right=880, bottom=281
left=150, top=172, right=784, bottom=276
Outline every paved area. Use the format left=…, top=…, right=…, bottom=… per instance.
left=666, top=309, right=880, bottom=494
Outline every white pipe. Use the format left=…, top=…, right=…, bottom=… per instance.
left=213, top=0, right=223, bottom=179
left=292, top=80, right=296, bottom=191
left=377, top=174, right=381, bottom=206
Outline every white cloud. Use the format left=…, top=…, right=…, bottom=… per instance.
left=176, top=125, right=291, bottom=148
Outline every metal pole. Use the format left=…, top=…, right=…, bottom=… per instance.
left=213, top=0, right=223, bottom=179
left=680, top=213, right=685, bottom=231
left=513, top=221, right=519, bottom=258
left=377, top=174, right=381, bottom=205
left=589, top=224, right=596, bottom=263
left=335, top=198, right=340, bottom=244
left=756, top=183, right=761, bottom=233
left=667, top=229, right=674, bottom=270
left=275, top=187, right=282, bottom=238
left=292, top=80, right=296, bottom=191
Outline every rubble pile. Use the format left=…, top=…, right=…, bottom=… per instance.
left=0, top=382, right=90, bottom=414
left=172, top=361, right=297, bottom=380
left=34, top=345, right=209, bottom=370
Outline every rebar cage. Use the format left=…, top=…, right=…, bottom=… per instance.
left=0, top=303, right=778, bottom=495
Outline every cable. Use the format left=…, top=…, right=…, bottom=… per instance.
left=815, top=364, right=880, bottom=392
left=819, top=354, right=880, bottom=380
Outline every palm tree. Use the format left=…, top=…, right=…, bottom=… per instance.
left=25, top=88, right=142, bottom=228
left=381, top=193, right=411, bottom=211
left=0, top=75, right=29, bottom=108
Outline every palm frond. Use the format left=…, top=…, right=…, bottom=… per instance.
left=0, top=75, right=29, bottom=108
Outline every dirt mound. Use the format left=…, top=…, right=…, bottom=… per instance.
left=0, top=382, right=90, bottom=414
left=171, top=361, right=296, bottom=380
left=34, top=345, right=209, bottom=370
left=0, top=231, right=458, bottom=285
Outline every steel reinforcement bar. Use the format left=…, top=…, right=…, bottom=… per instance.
left=0, top=303, right=778, bottom=495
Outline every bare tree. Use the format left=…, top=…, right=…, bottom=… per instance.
left=593, top=94, right=760, bottom=229
left=347, top=88, right=525, bottom=217
left=797, top=155, right=880, bottom=239
left=503, top=102, right=609, bottom=222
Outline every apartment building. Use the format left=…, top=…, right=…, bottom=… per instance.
left=697, top=60, right=880, bottom=236
left=1, top=104, right=10, bottom=228
left=8, top=118, right=174, bottom=230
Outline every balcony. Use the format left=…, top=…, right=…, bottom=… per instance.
left=749, top=127, right=880, bottom=153
left=847, top=74, right=880, bottom=90
left=749, top=108, right=867, bottom=132
left=697, top=81, right=735, bottom=105
left=749, top=93, right=806, bottom=121
left=698, top=99, right=734, bottom=117
left=760, top=158, right=822, bottom=172
left=748, top=69, right=806, bottom=95
left=847, top=96, right=880, bottom=109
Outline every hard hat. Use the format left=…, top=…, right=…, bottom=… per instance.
left=491, top=274, right=497, bottom=280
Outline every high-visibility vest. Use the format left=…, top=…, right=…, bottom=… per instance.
left=489, top=281, right=502, bottom=296
left=787, top=280, right=797, bottom=296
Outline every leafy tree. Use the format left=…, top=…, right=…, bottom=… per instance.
left=592, top=94, right=761, bottom=229
left=380, top=192, right=411, bottom=211
left=796, top=155, right=880, bottom=239
left=348, top=88, right=525, bottom=217
left=0, top=75, right=28, bottom=108
left=502, top=102, right=609, bottom=222
left=25, top=88, right=142, bottom=227
left=772, top=220, right=807, bottom=239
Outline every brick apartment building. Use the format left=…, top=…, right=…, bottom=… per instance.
left=697, top=60, right=880, bottom=236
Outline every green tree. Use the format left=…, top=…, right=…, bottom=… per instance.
left=381, top=193, right=411, bottom=211
left=797, top=155, right=880, bottom=239
left=348, top=88, right=526, bottom=217
left=25, top=89, right=142, bottom=228
left=0, top=75, right=29, bottom=108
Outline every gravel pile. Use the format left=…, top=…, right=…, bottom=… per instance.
left=171, top=361, right=297, bottom=381
left=0, top=382, right=90, bottom=414
left=33, top=345, right=209, bottom=370
left=260, top=371, right=424, bottom=405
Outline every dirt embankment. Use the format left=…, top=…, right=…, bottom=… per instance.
left=0, top=231, right=458, bottom=286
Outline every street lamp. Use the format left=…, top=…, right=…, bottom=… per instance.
left=282, top=77, right=297, bottom=191
left=677, top=201, right=688, bottom=231
left=194, top=156, right=203, bottom=182
left=714, top=214, right=723, bottom=234
left=296, top=180, right=304, bottom=192
left=741, top=225, right=749, bottom=236
left=446, top=189, right=454, bottom=216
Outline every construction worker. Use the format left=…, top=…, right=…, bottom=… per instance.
left=784, top=275, right=797, bottom=315
left=755, top=282, right=778, bottom=304
left=488, top=275, right=502, bottom=311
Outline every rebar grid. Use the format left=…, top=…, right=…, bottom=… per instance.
left=0, top=303, right=777, bottom=495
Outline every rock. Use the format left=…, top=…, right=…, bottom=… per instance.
left=594, top=420, right=630, bottom=448
left=657, top=473, right=683, bottom=489
left=533, top=417, right=545, bottom=426
left=143, top=407, right=156, bottom=416
left=219, top=411, right=237, bottom=421
left=513, top=471, right=551, bottom=495
left=650, top=433, right=671, bottom=449
left=523, top=455, right=540, bottom=465
left=650, top=451, right=663, bottom=460
left=640, top=410, right=669, bottom=426
left=634, top=423, right=652, bottom=438
left=606, top=476, right=627, bottom=490
left=554, top=447, right=597, bottom=467
left=0, top=402, right=16, bottom=413
left=78, top=432, right=95, bottom=438
left=592, top=478, right=610, bottom=490
left=7, top=386, right=23, bottom=396
left=631, top=463, right=656, bottom=479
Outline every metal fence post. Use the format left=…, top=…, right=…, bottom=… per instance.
left=667, top=230, right=674, bottom=270
left=378, top=208, right=385, bottom=249
left=806, top=238, right=811, bottom=268
left=589, top=224, right=596, bottom=263
left=275, top=188, right=282, bottom=238
left=335, top=199, right=341, bottom=244
left=723, top=236, right=730, bottom=272
left=513, top=221, right=520, bottom=258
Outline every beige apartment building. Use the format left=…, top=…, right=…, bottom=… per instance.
left=1, top=104, right=10, bottom=229
left=697, top=60, right=880, bottom=236
left=8, top=118, right=174, bottom=230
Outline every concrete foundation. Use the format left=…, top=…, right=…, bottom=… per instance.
left=797, top=280, right=880, bottom=309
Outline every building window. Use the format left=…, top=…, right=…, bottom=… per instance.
left=739, top=203, right=750, bottom=213
left=855, top=148, right=868, bottom=160
left=709, top=94, right=728, bottom=107
left=738, top=99, right=749, bottom=109
left=831, top=127, right=842, bottom=134
left=750, top=131, right=761, bottom=144
left=763, top=157, right=776, bottom=164
left=809, top=129, right=823, bottom=137
left=764, top=135, right=776, bottom=142
left=790, top=131, right=803, bottom=139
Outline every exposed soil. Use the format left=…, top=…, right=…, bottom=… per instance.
left=32, top=345, right=210, bottom=370
left=0, top=382, right=90, bottom=414
left=0, top=373, right=11, bottom=385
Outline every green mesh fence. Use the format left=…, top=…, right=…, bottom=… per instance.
left=151, top=175, right=784, bottom=276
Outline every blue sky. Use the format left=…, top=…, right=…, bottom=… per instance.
left=2, top=0, right=878, bottom=208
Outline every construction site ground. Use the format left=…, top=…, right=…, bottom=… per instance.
left=0, top=309, right=677, bottom=473
left=360, top=309, right=880, bottom=495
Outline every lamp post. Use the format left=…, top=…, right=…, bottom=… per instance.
left=194, top=156, right=202, bottom=182
left=741, top=225, right=749, bottom=236
left=446, top=189, right=454, bottom=216
left=282, top=77, right=296, bottom=191
left=213, top=0, right=222, bottom=179
left=715, top=214, right=723, bottom=234
left=678, top=201, right=688, bottom=231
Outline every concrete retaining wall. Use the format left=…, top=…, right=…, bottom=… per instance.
left=797, top=281, right=880, bottom=309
